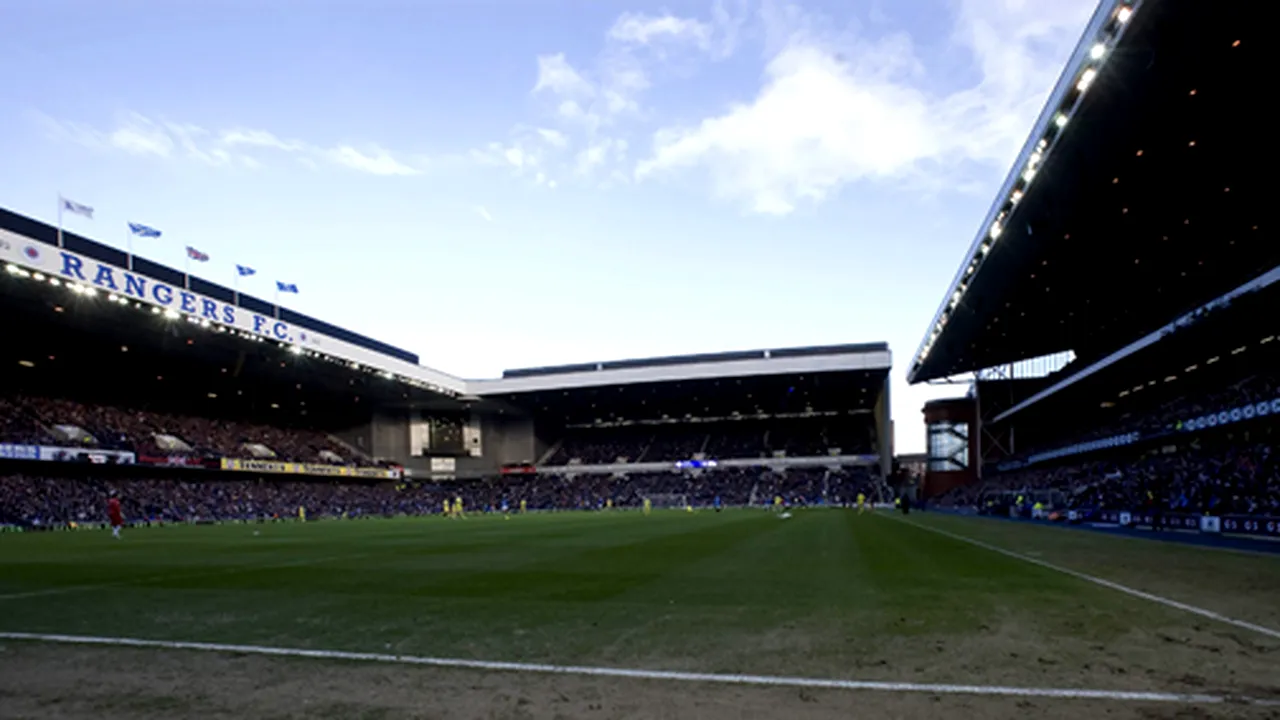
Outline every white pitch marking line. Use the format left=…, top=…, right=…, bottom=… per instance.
left=1, top=631, right=1275, bottom=706
left=893, top=515, right=1280, bottom=641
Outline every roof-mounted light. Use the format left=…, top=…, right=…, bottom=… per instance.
left=1089, top=43, right=1106, bottom=60
left=1116, top=6, right=1133, bottom=24
left=1076, top=68, right=1097, bottom=92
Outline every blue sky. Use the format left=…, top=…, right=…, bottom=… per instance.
left=0, top=0, right=1096, bottom=453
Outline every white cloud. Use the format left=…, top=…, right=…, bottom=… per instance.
left=533, top=54, right=594, bottom=96
left=494, top=4, right=745, bottom=185
left=636, top=40, right=938, bottom=214
left=108, top=125, right=173, bottom=157
left=941, top=0, right=1098, bottom=164
left=473, top=205, right=495, bottom=222
left=536, top=128, right=568, bottom=148
left=576, top=138, right=628, bottom=176
left=165, top=121, right=233, bottom=167
left=37, top=111, right=423, bottom=176
left=608, top=13, right=713, bottom=48
left=636, top=0, right=1095, bottom=214
left=504, top=146, right=528, bottom=168
left=326, top=146, right=421, bottom=176
left=220, top=128, right=302, bottom=151
left=471, top=123, right=575, bottom=186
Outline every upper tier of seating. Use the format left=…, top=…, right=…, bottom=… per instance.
left=546, top=416, right=876, bottom=465
left=0, top=395, right=364, bottom=466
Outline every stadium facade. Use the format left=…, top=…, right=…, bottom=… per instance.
left=908, top=0, right=1274, bottom=502
left=1, top=206, right=893, bottom=485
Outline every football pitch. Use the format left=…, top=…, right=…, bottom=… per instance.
left=1, top=509, right=1278, bottom=720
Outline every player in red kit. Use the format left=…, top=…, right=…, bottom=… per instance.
left=107, top=493, right=124, bottom=539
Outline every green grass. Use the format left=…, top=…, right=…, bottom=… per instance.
left=1, top=509, right=1277, bottom=691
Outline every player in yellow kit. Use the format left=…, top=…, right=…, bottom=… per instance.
left=643, top=497, right=652, bottom=516
left=454, top=496, right=465, bottom=519
left=442, top=498, right=451, bottom=518
left=298, top=506, right=306, bottom=523
left=773, top=495, right=783, bottom=513
left=519, top=499, right=527, bottom=514
left=856, top=492, right=867, bottom=514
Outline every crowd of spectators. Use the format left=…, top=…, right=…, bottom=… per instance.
left=1011, top=370, right=1280, bottom=466
left=546, top=417, right=876, bottom=465
left=946, top=365, right=1280, bottom=520
left=0, top=397, right=46, bottom=445
left=0, top=466, right=885, bottom=528
left=0, top=395, right=363, bottom=465
left=941, top=439, right=1280, bottom=518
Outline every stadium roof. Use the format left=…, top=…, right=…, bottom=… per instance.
left=972, top=276, right=1280, bottom=465
left=3, top=207, right=891, bottom=403
left=469, top=345, right=890, bottom=425
left=472, top=343, right=891, bottom=396
left=482, top=369, right=890, bottom=426
left=909, top=0, right=1270, bottom=383
left=0, top=265, right=459, bottom=428
left=0, top=207, right=420, bottom=367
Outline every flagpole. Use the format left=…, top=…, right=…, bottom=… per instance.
left=56, top=196, right=64, bottom=248
left=184, top=255, right=190, bottom=290
left=274, top=286, right=280, bottom=319
left=126, top=227, right=134, bottom=271
left=233, top=272, right=239, bottom=307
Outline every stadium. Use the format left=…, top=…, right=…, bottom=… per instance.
left=1, top=0, right=1277, bottom=718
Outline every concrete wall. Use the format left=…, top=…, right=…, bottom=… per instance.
left=370, top=410, right=411, bottom=461
left=874, top=375, right=892, bottom=479
left=333, top=422, right=375, bottom=459
left=478, top=413, right=541, bottom=467
left=337, top=408, right=546, bottom=479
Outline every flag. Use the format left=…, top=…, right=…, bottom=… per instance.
left=186, top=246, right=210, bottom=262
left=276, top=281, right=299, bottom=294
left=61, top=197, right=94, bottom=219
left=128, top=222, right=162, bottom=238
left=236, top=265, right=257, bottom=277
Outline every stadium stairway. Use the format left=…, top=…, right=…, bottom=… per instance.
left=326, top=434, right=372, bottom=464
left=536, top=440, right=562, bottom=466
left=634, top=435, right=656, bottom=463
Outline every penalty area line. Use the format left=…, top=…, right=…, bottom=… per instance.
left=889, top=515, right=1280, bottom=642
left=0, top=631, right=1276, bottom=706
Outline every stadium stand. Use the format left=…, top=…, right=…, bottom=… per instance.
left=544, top=415, right=877, bottom=466
left=2, top=200, right=894, bottom=528
left=909, top=0, right=1277, bottom=539
left=0, top=465, right=884, bottom=528
left=0, top=395, right=366, bottom=465
left=936, top=435, right=1279, bottom=519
